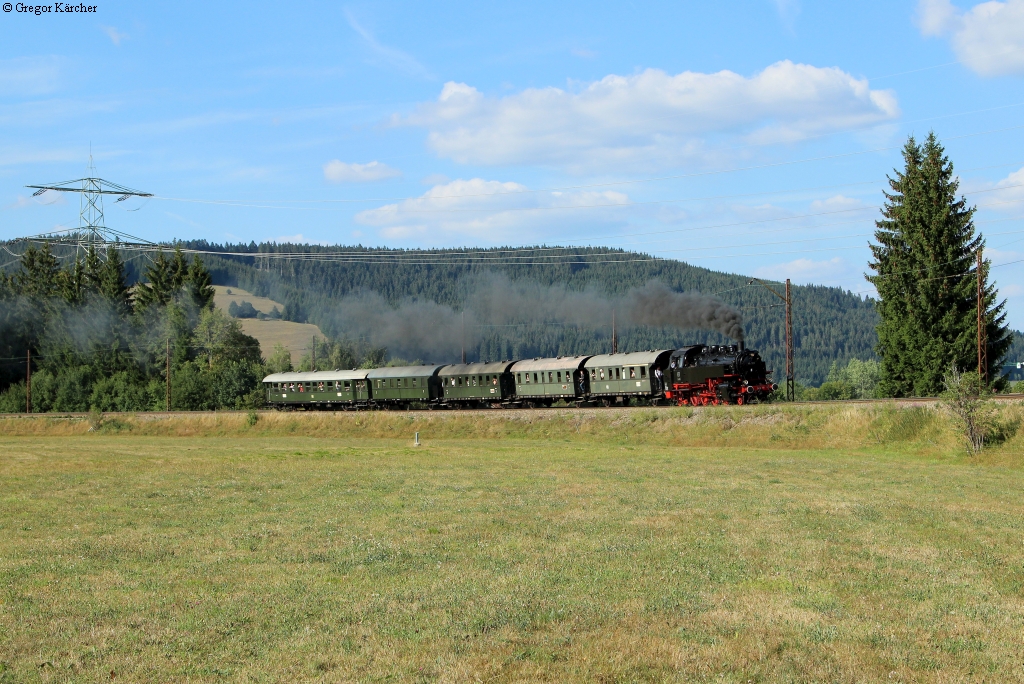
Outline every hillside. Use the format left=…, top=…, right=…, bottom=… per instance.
left=191, top=242, right=881, bottom=385
left=211, top=286, right=323, bottom=366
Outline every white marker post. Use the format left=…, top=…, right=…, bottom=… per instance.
left=414, top=432, right=420, bottom=447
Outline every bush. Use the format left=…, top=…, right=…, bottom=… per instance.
left=0, top=382, right=26, bottom=413
left=816, top=380, right=856, bottom=401
left=941, top=365, right=993, bottom=455
left=228, top=300, right=258, bottom=319
left=90, top=371, right=151, bottom=412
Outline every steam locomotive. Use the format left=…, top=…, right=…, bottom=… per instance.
left=263, top=343, right=776, bottom=409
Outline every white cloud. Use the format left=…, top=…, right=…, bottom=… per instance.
left=355, top=177, right=632, bottom=243
left=809, top=194, right=867, bottom=212
left=4, top=192, right=68, bottom=210
left=572, top=48, right=597, bottom=59
left=420, top=173, right=449, bottom=185
left=344, top=9, right=432, bottom=79
left=101, top=25, right=128, bottom=45
left=402, top=61, right=898, bottom=171
left=975, top=165, right=1024, bottom=206
left=772, top=0, right=801, bottom=30
left=0, top=56, right=62, bottom=97
left=916, top=0, right=1024, bottom=76
left=323, top=160, right=401, bottom=183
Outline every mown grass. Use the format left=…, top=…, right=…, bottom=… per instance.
left=1, top=404, right=1023, bottom=682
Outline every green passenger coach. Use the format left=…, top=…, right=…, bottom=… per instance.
left=264, top=370, right=370, bottom=408
left=583, top=350, right=674, bottom=405
left=510, top=356, right=589, bottom=406
left=365, top=365, right=444, bottom=406
left=438, top=361, right=516, bottom=406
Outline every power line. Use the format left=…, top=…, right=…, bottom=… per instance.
left=147, top=123, right=1024, bottom=208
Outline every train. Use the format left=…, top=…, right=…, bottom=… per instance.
left=262, top=343, right=777, bottom=410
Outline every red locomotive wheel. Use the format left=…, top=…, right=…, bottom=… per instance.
left=736, top=396, right=745, bottom=405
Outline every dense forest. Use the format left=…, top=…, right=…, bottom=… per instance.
left=2, top=240, right=1019, bottom=406
left=186, top=241, right=883, bottom=385
left=0, top=243, right=267, bottom=411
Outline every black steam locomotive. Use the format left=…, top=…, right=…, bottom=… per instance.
left=263, top=344, right=776, bottom=409
left=665, top=344, right=777, bottom=406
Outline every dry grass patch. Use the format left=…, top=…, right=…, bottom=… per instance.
left=0, top=433, right=1023, bottom=681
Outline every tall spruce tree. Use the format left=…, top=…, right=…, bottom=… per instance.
left=868, top=133, right=1011, bottom=396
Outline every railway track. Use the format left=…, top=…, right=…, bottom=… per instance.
left=1, top=394, right=1021, bottom=421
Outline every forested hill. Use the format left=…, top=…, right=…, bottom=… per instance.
left=184, top=242, right=880, bottom=386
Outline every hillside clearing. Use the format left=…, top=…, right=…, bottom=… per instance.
left=212, top=285, right=323, bottom=363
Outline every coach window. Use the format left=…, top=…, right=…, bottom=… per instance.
left=640, top=367, right=647, bottom=378
left=590, top=368, right=596, bottom=380
left=615, top=368, right=620, bottom=380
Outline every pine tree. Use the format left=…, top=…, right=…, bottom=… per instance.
left=84, top=245, right=102, bottom=294
left=135, top=250, right=174, bottom=309
left=185, top=255, right=215, bottom=309
left=98, top=246, right=131, bottom=316
left=170, top=245, right=189, bottom=293
left=868, top=133, right=1011, bottom=396
left=14, top=243, right=60, bottom=299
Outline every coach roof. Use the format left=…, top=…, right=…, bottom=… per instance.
left=366, top=365, right=445, bottom=379
left=264, top=370, right=370, bottom=383
left=584, top=350, right=674, bottom=368
left=510, top=356, right=591, bottom=372
left=438, top=361, right=515, bottom=376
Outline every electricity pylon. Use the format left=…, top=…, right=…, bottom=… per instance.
left=26, top=153, right=153, bottom=249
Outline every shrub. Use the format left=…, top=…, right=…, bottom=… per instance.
left=941, top=365, right=992, bottom=455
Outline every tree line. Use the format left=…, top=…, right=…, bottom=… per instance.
left=0, top=243, right=265, bottom=411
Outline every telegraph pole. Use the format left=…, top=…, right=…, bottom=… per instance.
left=612, top=309, right=618, bottom=354
left=461, top=312, right=466, bottom=364
left=978, top=248, right=987, bottom=384
left=785, top=279, right=794, bottom=402
left=311, top=336, right=316, bottom=371
left=26, top=350, right=31, bottom=414
left=748, top=277, right=795, bottom=401
left=165, top=339, right=171, bottom=411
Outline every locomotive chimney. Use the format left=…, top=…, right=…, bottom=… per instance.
left=739, top=340, right=745, bottom=351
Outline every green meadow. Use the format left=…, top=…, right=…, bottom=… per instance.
left=1, top=404, right=1023, bottom=682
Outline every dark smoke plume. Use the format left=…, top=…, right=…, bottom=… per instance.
left=624, top=281, right=744, bottom=342
left=321, top=274, right=743, bottom=362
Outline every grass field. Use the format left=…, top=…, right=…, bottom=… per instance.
left=1, top=404, right=1023, bottom=682
left=211, top=286, right=324, bottom=364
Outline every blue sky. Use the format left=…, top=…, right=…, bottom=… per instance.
left=3, top=0, right=1024, bottom=329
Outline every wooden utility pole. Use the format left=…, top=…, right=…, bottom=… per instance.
left=25, top=349, right=31, bottom=414
left=165, top=339, right=171, bottom=411
left=311, top=336, right=316, bottom=371
left=612, top=309, right=618, bottom=354
left=461, top=312, right=466, bottom=364
left=785, top=279, right=794, bottom=402
left=978, top=248, right=987, bottom=384
left=748, top=277, right=795, bottom=401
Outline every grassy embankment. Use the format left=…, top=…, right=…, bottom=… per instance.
left=1, top=403, right=1023, bottom=682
